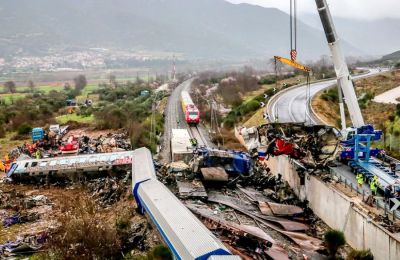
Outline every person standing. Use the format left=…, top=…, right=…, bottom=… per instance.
left=384, top=185, right=393, bottom=202
left=370, top=178, right=378, bottom=196
left=356, top=172, right=364, bottom=189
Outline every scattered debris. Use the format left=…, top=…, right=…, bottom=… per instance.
left=87, top=177, right=129, bottom=207
left=0, top=232, right=48, bottom=257
left=200, top=167, right=229, bottom=182
left=176, top=180, right=207, bottom=199
left=187, top=203, right=290, bottom=260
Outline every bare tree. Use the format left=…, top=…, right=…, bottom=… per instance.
left=109, top=74, right=117, bottom=88
left=74, top=75, right=87, bottom=92
left=64, top=82, right=72, bottom=91
left=4, top=81, right=16, bottom=93
left=28, top=80, right=35, bottom=93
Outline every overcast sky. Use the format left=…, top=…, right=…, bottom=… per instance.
left=226, top=0, right=400, bottom=20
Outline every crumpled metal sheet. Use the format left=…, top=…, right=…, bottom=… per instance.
left=186, top=204, right=289, bottom=260
left=176, top=180, right=207, bottom=198
left=259, top=201, right=304, bottom=216
left=207, top=193, right=308, bottom=232
left=281, top=231, right=323, bottom=252
left=200, top=167, right=229, bottom=182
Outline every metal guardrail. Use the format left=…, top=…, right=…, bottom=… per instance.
left=329, top=167, right=400, bottom=220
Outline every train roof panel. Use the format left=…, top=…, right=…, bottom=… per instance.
left=132, top=148, right=156, bottom=187
left=137, top=180, right=231, bottom=259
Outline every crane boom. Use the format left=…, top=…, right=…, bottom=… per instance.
left=315, top=0, right=365, bottom=128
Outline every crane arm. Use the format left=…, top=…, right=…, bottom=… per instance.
left=315, top=0, right=365, bottom=128
left=274, top=56, right=311, bottom=72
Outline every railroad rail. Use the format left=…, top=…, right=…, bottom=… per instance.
left=189, top=126, right=208, bottom=147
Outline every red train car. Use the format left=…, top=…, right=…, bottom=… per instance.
left=181, top=91, right=200, bottom=125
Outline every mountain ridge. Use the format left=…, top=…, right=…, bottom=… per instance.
left=0, top=0, right=362, bottom=60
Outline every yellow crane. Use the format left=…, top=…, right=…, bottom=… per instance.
left=274, top=56, right=311, bottom=73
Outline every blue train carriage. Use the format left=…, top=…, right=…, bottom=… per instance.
left=132, top=148, right=241, bottom=260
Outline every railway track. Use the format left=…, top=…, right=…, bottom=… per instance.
left=189, top=126, right=208, bottom=147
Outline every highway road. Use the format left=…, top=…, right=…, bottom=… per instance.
left=269, top=68, right=382, bottom=125
left=267, top=68, right=384, bottom=193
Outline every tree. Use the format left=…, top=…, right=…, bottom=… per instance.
left=64, top=82, right=72, bottom=91
left=324, top=230, right=346, bottom=259
left=109, top=74, right=117, bottom=88
left=4, top=81, right=16, bottom=93
left=28, top=80, right=35, bottom=93
left=73, top=75, right=87, bottom=92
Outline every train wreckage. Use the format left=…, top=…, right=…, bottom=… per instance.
left=238, top=123, right=341, bottom=169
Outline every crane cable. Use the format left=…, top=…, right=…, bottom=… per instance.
left=290, top=0, right=297, bottom=61
left=290, top=0, right=312, bottom=124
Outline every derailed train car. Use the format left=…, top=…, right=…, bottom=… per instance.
left=132, top=148, right=240, bottom=260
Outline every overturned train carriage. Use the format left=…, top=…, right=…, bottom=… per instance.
left=132, top=148, right=240, bottom=260
left=7, top=151, right=133, bottom=182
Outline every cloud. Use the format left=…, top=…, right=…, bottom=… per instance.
left=225, top=0, right=400, bottom=20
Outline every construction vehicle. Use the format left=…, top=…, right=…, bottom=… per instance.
left=314, top=0, right=400, bottom=192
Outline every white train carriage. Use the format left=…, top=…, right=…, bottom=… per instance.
left=132, top=148, right=239, bottom=260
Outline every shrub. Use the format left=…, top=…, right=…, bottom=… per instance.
left=246, top=100, right=261, bottom=112
left=258, top=77, right=276, bottom=85
left=346, top=249, right=374, bottom=260
left=321, top=88, right=339, bottom=103
left=50, top=196, right=121, bottom=259
left=147, top=245, right=173, bottom=260
left=17, top=123, right=32, bottom=136
left=324, top=229, right=346, bottom=259
left=0, top=125, right=5, bottom=138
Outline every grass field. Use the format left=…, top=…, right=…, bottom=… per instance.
left=0, top=132, right=29, bottom=157
left=0, top=93, right=27, bottom=105
left=55, top=114, right=95, bottom=124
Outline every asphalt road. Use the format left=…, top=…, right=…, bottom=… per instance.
left=269, top=69, right=382, bottom=124
left=267, top=69, right=383, bottom=194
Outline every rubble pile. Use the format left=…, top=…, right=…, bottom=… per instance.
left=240, top=123, right=340, bottom=168
left=86, top=177, right=129, bottom=207
left=5, top=131, right=132, bottom=163
left=159, top=160, right=329, bottom=259
left=373, top=215, right=400, bottom=233
left=79, top=132, right=132, bottom=154
left=185, top=187, right=324, bottom=259
left=0, top=189, right=55, bottom=257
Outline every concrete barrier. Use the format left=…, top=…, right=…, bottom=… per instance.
left=267, top=155, right=400, bottom=260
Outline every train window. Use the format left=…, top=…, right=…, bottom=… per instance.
left=31, top=162, right=38, bottom=167
left=189, top=112, right=198, bottom=116
left=25, top=163, right=29, bottom=167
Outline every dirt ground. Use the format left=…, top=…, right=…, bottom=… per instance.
left=0, top=179, right=161, bottom=258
